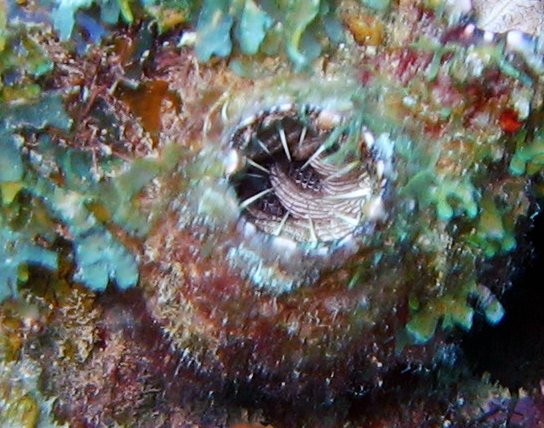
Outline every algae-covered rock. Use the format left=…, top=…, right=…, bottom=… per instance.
left=2, top=0, right=544, bottom=426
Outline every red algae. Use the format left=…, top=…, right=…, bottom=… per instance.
left=499, top=108, right=524, bottom=134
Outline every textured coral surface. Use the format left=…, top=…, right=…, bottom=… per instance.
left=2, top=0, right=544, bottom=426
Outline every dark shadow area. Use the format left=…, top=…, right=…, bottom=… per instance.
left=463, top=203, right=544, bottom=390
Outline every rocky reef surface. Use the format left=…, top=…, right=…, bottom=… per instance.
left=2, top=0, right=544, bottom=426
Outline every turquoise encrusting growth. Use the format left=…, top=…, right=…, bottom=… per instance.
left=0, top=94, right=70, bottom=300
left=193, top=0, right=342, bottom=68
left=510, top=130, right=544, bottom=177
left=52, top=0, right=137, bottom=39
left=0, top=87, right=152, bottom=294
left=404, top=171, right=479, bottom=221
left=50, top=0, right=343, bottom=69
left=2, top=0, right=544, bottom=426
left=0, top=227, right=58, bottom=301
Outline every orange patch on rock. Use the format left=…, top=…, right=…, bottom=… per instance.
left=118, top=80, right=181, bottom=147
left=499, top=109, right=523, bottom=133
left=344, top=14, right=384, bottom=46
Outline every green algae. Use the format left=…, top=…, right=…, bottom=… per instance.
left=469, top=195, right=517, bottom=258
left=34, top=180, right=140, bottom=292
left=0, top=26, right=53, bottom=104
left=0, top=86, right=182, bottom=297
left=26, top=141, right=186, bottom=292
left=510, top=130, right=544, bottom=176
left=406, top=279, right=506, bottom=344
left=194, top=0, right=235, bottom=61
left=235, top=0, right=272, bottom=55
left=385, top=26, right=540, bottom=343
left=49, top=0, right=341, bottom=69
left=282, top=0, right=321, bottom=69
left=360, top=0, right=390, bottom=13
left=0, top=12, right=195, bottom=298
left=0, top=0, right=6, bottom=53
left=193, top=0, right=335, bottom=68
left=0, top=94, right=71, bottom=300
left=405, top=171, right=478, bottom=221
left=52, top=0, right=138, bottom=40
left=0, top=228, right=58, bottom=301
left=0, top=132, right=23, bottom=184
left=406, top=251, right=479, bottom=345
left=0, top=359, right=61, bottom=428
